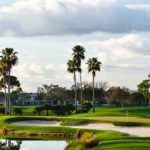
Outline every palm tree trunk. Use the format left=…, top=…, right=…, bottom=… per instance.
left=46, top=110, right=49, bottom=116
left=4, top=86, right=7, bottom=115
left=144, top=96, right=147, bottom=108
left=92, top=74, right=95, bottom=113
left=8, top=70, right=11, bottom=115
left=80, top=72, right=83, bottom=113
left=74, top=71, right=77, bottom=113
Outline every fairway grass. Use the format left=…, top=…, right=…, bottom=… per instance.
left=70, top=106, right=150, bottom=118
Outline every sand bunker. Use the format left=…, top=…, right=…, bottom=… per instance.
left=12, top=120, right=61, bottom=126
left=11, top=120, right=150, bottom=137
left=67, top=123, right=150, bottom=137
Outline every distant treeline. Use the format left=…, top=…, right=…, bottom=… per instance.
left=36, top=82, right=147, bottom=107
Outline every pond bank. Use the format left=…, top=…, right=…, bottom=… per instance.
left=0, top=128, right=76, bottom=138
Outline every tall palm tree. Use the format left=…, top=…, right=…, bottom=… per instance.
left=87, top=57, right=101, bottom=113
left=0, top=60, right=8, bottom=115
left=0, top=48, right=18, bottom=115
left=72, top=45, right=85, bottom=112
left=67, top=60, right=78, bottom=112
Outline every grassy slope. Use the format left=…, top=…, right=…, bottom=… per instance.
left=70, top=106, right=150, bottom=118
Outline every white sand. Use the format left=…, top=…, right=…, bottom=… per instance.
left=11, top=121, right=150, bottom=137
left=12, top=120, right=61, bottom=126
left=67, top=123, right=150, bottom=137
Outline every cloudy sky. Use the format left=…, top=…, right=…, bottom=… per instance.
left=0, top=0, right=150, bottom=92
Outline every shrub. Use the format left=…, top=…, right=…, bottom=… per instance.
left=65, top=103, right=75, bottom=115
left=34, top=106, right=43, bottom=116
left=76, top=129, right=84, bottom=139
left=113, top=122, right=142, bottom=126
left=0, top=106, right=5, bottom=114
left=52, top=105, right=66, bottom=116
left=13, top=107, right=23, bottom=115
left=43, top=104, right=52, bottom=116
left=80, top=132, right=99, bottom=148
left=65, top=132, right=99, bottom=150
left=82, top=101, right=92, bottom=113
left=52, top=104, right=75, bottom=116
left=65, top=141, right=86, bottom=150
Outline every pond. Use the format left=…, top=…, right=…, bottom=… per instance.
left=0, top=140, right=69, bottom=150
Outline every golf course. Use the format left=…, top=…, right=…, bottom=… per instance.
left=0, top=106, right=150, bottom=149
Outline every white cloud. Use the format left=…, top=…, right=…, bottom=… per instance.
left=12, top=63, right=73, bottom=92
left=0, top=0, right=150, bottom=36
left=82, top=34, right=150, bottom=62
left=6, top=33, right=150, bottom=91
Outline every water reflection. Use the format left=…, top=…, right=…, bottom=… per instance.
left=0, top=140, right=68, bottom=150
left=0, top=140, right=22, bottom=150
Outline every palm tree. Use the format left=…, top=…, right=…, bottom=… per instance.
left=67, top=60, right=78, bottom=113
left=87, top=57, right=101, bottom=113
left=72, top=45, right=85, bottom=112
left=0, top=48, right=18, bottom=115
left=0, top=59, right=8, bottom=115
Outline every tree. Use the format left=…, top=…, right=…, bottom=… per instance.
left=34, top=106, right=43, bottom=116
left=107, top=87, right=130, bottom=106
left=0, top=60, right=8, bottom=115
left=0, top=48, right=18, bottom=115
left=52, top=105, right=66, bottom=116
left=11, top=87, right=23, bottom=102
left=82, top=101, right=92, bottom=113
left=0, top=75, right=21, bottom=111
left=87, top=57, right=101, bottom=113
left=43, top=104, right=52, bottom=116
left=37, top=84, right=69, bottom=101
left=138, top=79, right=150, bottom=107
left=126, top=91, right=145, bottom=106
left=72, top=45, right=85, bottom=112
left=67, top=60, right=78, bottom=113
left=0, top=75, right=20, bottom=89
left=13, top=107, right=23, bottom=115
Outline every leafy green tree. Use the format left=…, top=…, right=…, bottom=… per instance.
left=65, top=103, right=75, bottom=115
left=52, top=105, right=66, bottom=116
left=67, top=60, right=78, bottom=113
left=72, top=45, right=85, bottom=112
left=13, top=107, right=23, bottom=115
left=126, top=91, right=145, bottom=106
left=87, top=57, right=101, bottom=113
left=0, top=104, right=5, bottom=114
left=34, top=106, right=43, bottom=116
left=37, top=84, right=69, bottom=101
left=107, top=87, right=130, bottom=107
left=11, top=87, right=23, bottom=102
left=82, top=101, right=92, bottom=113
left=43, top=104, right=52, bottom=116
left=138, top=79, right=150, bottom=107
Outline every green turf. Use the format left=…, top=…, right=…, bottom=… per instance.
left=70, top=106, right=150, bottom=118
left=0, top=116, right=150, bottom=149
